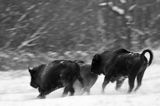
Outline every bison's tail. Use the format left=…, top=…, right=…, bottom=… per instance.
left=141, top=49, right=153, bottom=66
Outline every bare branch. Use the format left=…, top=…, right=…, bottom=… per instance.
left=17, top=36, right=40, bottom=50
left=30, top=22, right=49, bottom=38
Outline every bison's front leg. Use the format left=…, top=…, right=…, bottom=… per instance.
left=37, top=88, right=53, bottom=99
left=102, top=76, right=110, bottom=93
left=62, top=86, right=69, bottom=97
left=37, top=93, right=46, bottom=99
left=62, top=83, right=75, bottom=97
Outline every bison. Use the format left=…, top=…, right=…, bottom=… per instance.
left=28, top=60, right=83, bottom=98
left=74, top=61, right=98, bottom=94
left=91, top=48, right=153, bottom=93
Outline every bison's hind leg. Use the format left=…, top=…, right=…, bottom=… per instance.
left=128, top=74, right=137, bottom=93
left=134, top=70, right=145, bottom=91
left=115, top=76, right=126, bottom=90
left=86, top=88, right=90, bottom=95
left=82, top=87, right=91, bottom=95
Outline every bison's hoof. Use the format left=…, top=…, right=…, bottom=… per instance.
left=101, top=90, right=105, bottom=94
left=127, top=90, right=132, bottom=94
left=37, top=95, right=46, bottom=99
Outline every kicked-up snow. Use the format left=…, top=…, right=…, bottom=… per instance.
left=0, top=64, right=160, bottom=106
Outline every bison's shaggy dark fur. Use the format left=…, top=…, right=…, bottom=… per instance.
left=28, top=60, right=83, bottom=98
left=91, top=48, right=153, bottom=93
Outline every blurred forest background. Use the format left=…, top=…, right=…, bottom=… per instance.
left=0, top=0, right=160, bottom=71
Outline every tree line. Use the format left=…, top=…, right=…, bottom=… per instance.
left=0, top=0, right=160, bottom=70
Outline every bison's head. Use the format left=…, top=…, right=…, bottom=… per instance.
left=28, top=64, right=45, bottom=88
left=91, top=54, right=102, bottom=75
left=28, top=67, right=39, bottom=88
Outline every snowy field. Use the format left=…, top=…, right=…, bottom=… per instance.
left=0, top=62, right=160, bottom=106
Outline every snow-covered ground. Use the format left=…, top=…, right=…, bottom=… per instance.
left=0, top=63, right=160, bottom=106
